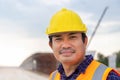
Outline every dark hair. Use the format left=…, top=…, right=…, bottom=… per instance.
left=81, top=33, right=87, bottom=43
left=48, top=33, right=87, bottom=43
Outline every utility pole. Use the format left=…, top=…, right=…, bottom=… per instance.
left=87, top=6, right=109, bottom=48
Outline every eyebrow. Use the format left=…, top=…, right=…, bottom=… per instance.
left=68, top=33, right=77, bottom=36
left=52, top=35, right=61, bottom=38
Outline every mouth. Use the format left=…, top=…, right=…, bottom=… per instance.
left=59, top=49, right=75, bottom=55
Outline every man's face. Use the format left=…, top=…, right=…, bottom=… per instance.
left=49, top=32, right=88, bottom=65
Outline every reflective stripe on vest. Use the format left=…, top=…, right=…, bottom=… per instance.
left=92, top=64, right=107, bottom=80
left=51, top=64, right=108, bottom=80
left=51, top=70, right=58, bottom=80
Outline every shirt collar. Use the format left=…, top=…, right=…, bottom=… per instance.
left=57, top=55, right=93, bottom=79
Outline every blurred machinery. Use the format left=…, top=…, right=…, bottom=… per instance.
left=20, top=53, right=57, bottom=75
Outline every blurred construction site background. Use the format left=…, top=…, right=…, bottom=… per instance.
left=0, top=0, right=120, bottom=79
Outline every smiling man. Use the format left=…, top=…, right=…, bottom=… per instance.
left=46, top=8, right=120, bottom=80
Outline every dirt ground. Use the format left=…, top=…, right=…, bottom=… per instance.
left=0, top=67, right=48, bottom=80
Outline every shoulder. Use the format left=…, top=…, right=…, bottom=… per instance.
left=49, top=70, right=59, bottom=80
left=107, top=69, right=120, bottom=80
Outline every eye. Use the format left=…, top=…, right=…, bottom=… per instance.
left=55, top=37, right=62, bottom=41
left=70, top=36, right=77, bottom=39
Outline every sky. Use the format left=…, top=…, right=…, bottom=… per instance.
left=0, top=0, right=120, bottom=66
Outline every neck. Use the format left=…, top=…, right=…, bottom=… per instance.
left=62, top=63, right=79, bottom=77
left=62, top=57, right=86, bottom=76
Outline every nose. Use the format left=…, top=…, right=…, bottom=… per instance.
left=61, top=39, right=71, bottom=49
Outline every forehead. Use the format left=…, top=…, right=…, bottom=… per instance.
left=51, top=32, right=82, bottom=37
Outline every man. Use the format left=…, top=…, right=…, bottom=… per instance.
left=46, top=8, right=120, bottom=80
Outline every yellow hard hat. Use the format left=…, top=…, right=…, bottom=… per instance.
left=46, top=8, right=87, bottom=35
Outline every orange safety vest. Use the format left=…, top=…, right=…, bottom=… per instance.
left=49, top=60, right=114, bottom=80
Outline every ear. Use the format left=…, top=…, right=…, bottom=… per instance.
left=84, top=36, right=88, bottom=47
left=49, top=42, right=52, bottom=49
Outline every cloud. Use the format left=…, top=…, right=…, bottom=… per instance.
left=76, top=11, right=100, bottom=35
left=0, top=0, right=120, bottom=66
left=77, top=11, right=94, bottom=24
left=95, top=20, right=120, bottom=34
left=0, top=33, right=52, bottom=66
left=100, top=21, right=120, bottom=28
left=76, top=11, right=120, bottom=35
left=88, top=32, right=120, bottom=56
left=0, top=18, right=52, bottom=66
left=0, top=18, right=28, bottom=36
left=15, top=0, right=39, bottom=14
left=40, top=0, right=70, bottom=5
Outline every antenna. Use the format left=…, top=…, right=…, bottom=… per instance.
left=87, top=6, right=109, bottom=48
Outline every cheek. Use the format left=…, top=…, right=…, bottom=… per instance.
left=52, top=42, right=59, bottom=52
left=52, top=49, right=60, bottom=62
left=75, top=41, right=86, bottom=53
left=52, top=42, right=60, bottom=56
